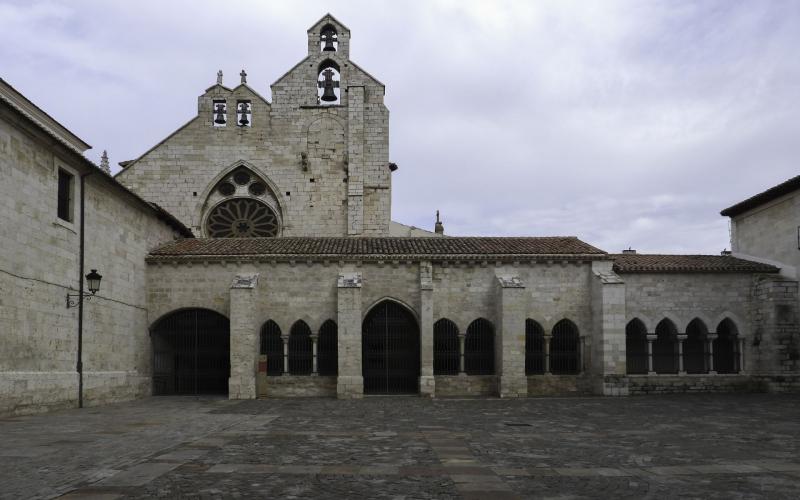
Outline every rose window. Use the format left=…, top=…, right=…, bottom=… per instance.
left=206, top=198, right=279, bottom=238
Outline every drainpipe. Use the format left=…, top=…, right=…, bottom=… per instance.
left=77, top=172, right=92, bottom=408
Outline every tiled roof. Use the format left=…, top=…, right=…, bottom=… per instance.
left=720, top=175, right=800, bottom=217
left=612, top=253, right=779, bottom=273
left=148, top=237, right=607, bottom=260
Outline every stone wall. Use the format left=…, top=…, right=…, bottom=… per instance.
left=264, top=375, right=336, bottom=398
left=0, top=105, right=181, bottom=416
left=526, top=375, right=587, bottom=396
left=434, top=375, right=496, bottom=397
left=628, top=375, right=761, bottom=394
left=730, top=191, right=800, bottom=275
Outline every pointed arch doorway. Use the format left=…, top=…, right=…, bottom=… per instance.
left=362, top=300, right=420, bottom=394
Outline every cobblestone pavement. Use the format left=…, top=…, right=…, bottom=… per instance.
left=2, top=394, right=800, bottom=499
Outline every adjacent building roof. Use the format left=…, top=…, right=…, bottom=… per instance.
left=720, top=175, right=800, bottom=217
left=612, top=253, right=779, bottom=274
left=0, top=78, right=91, bottom=152
left=148, top=237, right=607, bottom=260
left=0, top=79, right=193, bottom=237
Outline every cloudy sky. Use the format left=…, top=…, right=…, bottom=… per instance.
left=2, top=0, right=799, bottom=253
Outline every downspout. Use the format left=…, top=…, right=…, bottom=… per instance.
left=77, top=172, right=93, bottom=408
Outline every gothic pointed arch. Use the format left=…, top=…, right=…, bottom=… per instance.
left=199, top=161, right=284, bottom=238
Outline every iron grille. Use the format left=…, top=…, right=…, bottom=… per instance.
left=714, top=319, right=739, bottom=374
left=550, top=319, right=580, bottom=374
left=433, top=319, right=459, bottom=375
left=653, top=320, right=678, bottom=374
left=288, top=321, right=313, bottom=375
left=317, top=320, right=338, bottom=375
left=625, top=319, right=648, bottom=374
left=684, top=319, right=708, bottom=374
left=465, top=318, right=495, bottom=375
left=525, top=319, right=545, bottom=375
left=151, top=309, right=230, bottom=395
left=362, top=301, right=420, bottom=394
left=260, top=320, right=284, bottom=375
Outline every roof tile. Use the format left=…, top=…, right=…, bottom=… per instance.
left=612, top=254, right=778, bottom=273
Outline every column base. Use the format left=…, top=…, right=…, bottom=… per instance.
left=336, top=375, right=363, bottom=399
left=499, top=375, right=527, bottom=398
left=647, top=371, right=656, bottom=376
left=229, top=375, right=256, bottom=400
left=419, top=375, right=435, bottom=398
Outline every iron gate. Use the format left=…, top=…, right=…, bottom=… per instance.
left=151, top=309, right=230, bottom=395
left=362, top=301, right=420, bottom=394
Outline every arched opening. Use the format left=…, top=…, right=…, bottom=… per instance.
left=318, top=320, right=338, bottom=375
left=317, top=59, right=341, bottom=105
left=203, top=165, right=282, bottom=238
left=362, top=300, right=420, bottom=394
left=288, top=320, right=313, bottom=375
left=525, top=319, right=545, bottom=375
left=465, top=318, right=495, bottom=375
left=151, top=309, right=230, bottom=395
left=433, top=318, right=459, bottom=375
left=685, top=318, right=709, bottom=374
left=654, top=319, right=678, bottom=374
left=625, top=318, right=648, bottom=374
left=715, top=318, right=739, bottom=374
left=260, top=320, right=284, bottom=376
left=320, top=24, right=338, bottom=52
left=551, top=319, right=580, bottom=374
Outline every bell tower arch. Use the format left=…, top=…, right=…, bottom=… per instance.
left=307, top=14, right=350, bottom=59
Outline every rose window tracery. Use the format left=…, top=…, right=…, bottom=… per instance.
left=206, top=198, right=279, bottom=238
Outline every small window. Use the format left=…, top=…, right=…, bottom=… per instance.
left=236, top=100, right=251, bottom=127
left=57, top=168, right=74, bottom=222
left=212, top=100, right=227, bottom=127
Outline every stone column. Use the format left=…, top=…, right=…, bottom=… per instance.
left=419, top=261, right=435, bottom=397
left=677, top=334, right=687, bottom=375
left=458, top=332, right=466, bottom=374
left=738, top=337, right=745, bottom=373
left=281, top=335, right=289, bottom=374
left=337, top=272, right=363, bottom=398
left=646, top=334, right=657, bottom=375
left=590, top=262, right=628, bottom=396
left=311, top=333, right=319, bottom=375
left=495, top=275, right=527, bottom=398
left=544, top=334, right=551, bottom=374
left=706, top=333, right=718, bottom=374
left=228, top=273, right=260, bottom=399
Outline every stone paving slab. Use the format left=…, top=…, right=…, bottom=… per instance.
left=0, top=394, right=799, bottom=498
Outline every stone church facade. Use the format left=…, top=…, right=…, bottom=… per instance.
left=1, top=14, right=799, bottom=415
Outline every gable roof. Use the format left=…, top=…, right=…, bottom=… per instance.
left=0, top=80, right=192, bottom=237
left=148, top=236, right=607, bottom=261
left=612, top=253, right=778, bottom=274
left=307, top=13, right=350, bottom=33
left=720, top=175, right=800, bottom=217
left=0, top=78, right=91, bottom=152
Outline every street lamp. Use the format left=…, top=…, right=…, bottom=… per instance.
left=66, top=269, right=103, bottom=308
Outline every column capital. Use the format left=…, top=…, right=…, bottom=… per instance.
left=646, top=334, right=658, bottom=342
left=676, top=334, right=688, bottom=341
left=706, top=333, right=719, bottom=341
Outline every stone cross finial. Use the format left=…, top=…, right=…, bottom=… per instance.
left=216, top=70, right=223, bottom=85
left=240, top=69, right=247, bottom=84
left=100, top=150, right=110, bottom=174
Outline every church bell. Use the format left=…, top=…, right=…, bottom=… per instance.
left=213, top=104, right=226, bottom=125
left=321, top=28, right=337, bottom=51
left=320, top=85, right=337, bottom=102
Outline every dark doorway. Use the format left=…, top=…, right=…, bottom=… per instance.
left=362, top=300, right=420, bottom=394
left=151, top=309, right=230, bottom=395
